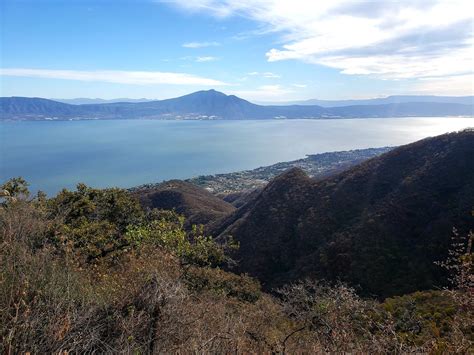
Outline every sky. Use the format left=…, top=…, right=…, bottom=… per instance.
left=0, top=0, right=473, bottom=102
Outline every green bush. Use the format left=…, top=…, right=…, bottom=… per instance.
left=1, top=177, right=472, bottom=353
left=184, top=266, right=261, bottom=302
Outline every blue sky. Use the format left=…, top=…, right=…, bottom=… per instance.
left=1, top=0, right=473, bottom=101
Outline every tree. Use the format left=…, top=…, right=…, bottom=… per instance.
left=1, top=177, right=30, bottom=201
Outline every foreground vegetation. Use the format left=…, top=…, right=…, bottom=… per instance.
left=1, top=178, right=472, bottom=353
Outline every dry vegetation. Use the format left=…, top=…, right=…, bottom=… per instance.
left=0, top=178, right=472, bottom=353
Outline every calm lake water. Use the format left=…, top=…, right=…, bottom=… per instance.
left=1, top=117, right=472, bottom=195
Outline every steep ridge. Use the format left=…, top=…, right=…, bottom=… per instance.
left=133, top=180, right=236, bottom=227
left=213, top=130, right=474, bottom=298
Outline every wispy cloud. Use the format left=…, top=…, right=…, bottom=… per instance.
left=182, top=41, right=220, bottom=48
left=170, top=0, right=473, bottom=85
left=248, top=71, right=281, bottom=78
left=180, top=55, right=220, bottom=62
left=196, top=56, right=219, bottom=62
left=0, top=68, right=228, bottom=86
left=291, top=83, right=307, bottom=88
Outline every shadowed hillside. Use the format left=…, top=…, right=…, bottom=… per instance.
left=133, top=180, right=236, bottom=227
left=213, top=130, right=474, bottom=298
left=219, top=189, right=262, bottom=208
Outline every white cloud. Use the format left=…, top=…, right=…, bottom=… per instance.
left=247, top=71, right=281, bottom=78
left=196, top=56, right=219, bottom=62
left=315, top=44, right=474, bottom=79
left=182, top=41, right=220, bottom=48
left=169, top=0, right=474, bottom=86
left=262, top=72, right=280, bottom=79
left=0, top=68, right=228, bottom=86
left=291, top=83, right=307, bottom=88
left=180, top=55, right=220, bottom=62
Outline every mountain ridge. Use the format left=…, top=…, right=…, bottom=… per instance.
left=1, top=90, right=472, bottom=120
left=53, top=98, right=154, bottom=105
left=211, top=130, right=474, bottom=298
left=55, top=94, right=474, bottom=107
left=260, top=95, right=474, bottom=107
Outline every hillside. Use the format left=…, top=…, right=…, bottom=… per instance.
left=132, top=180, right=236, bottom=227
left=1, top=90, right=472, bottom=120
left=212, top=130, right=474, bottom=298
left=0, top=97, right=79, bottom=118
left=2, top=174, right=471, bottom=353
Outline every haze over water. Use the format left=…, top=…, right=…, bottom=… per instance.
left=1, top=117, right=472, bottom=195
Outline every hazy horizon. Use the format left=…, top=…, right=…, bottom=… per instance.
left=2, top=91, right=473, bottom=104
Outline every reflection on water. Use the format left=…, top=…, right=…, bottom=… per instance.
left=1, top=117, right=472, bottom=195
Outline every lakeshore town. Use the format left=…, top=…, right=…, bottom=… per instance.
left=134, top=147, right=393, bottom=196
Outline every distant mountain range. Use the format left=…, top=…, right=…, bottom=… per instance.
left=260, top=95, right=474, bottom=107
left=55, top=95, right=474, bottom=107
left=53, top=98, right=153, bottom=105
left=1, top=90, right=473, bottom=120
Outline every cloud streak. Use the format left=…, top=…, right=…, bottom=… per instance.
left=182, top=41, right=220, bottom=48
left=248, top=71, right=281, bottom=78
left=170, top=0, right=473, bottom=82
left=196, top=56, right=219, bottom=62
left=0, top=68, right=228, bottom=86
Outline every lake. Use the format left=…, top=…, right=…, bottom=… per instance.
left=1, top=117, right=472, bottom=195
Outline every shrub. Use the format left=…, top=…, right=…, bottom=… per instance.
left=1, top=177, right=472, bottom=353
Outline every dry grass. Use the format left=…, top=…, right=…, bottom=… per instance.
left=1, top=196, right=472, bottom=353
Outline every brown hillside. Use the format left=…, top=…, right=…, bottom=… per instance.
left=213, top=130, right=474, bottom=298
left=133, top=180, right=236, bottom=227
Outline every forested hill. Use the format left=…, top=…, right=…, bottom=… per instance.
left=1, top=90, right=473, bottom=120
left=212, top=130, right=474, bottom=298
left=1, top=131, right=473, bottom=352
left=132, top=180, right=236, bottom=227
